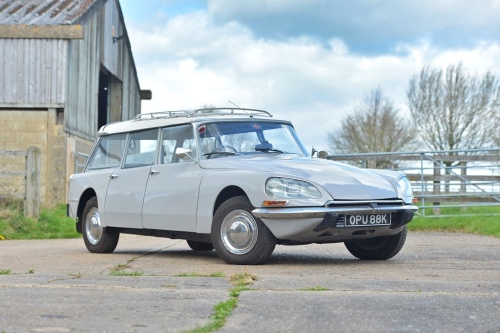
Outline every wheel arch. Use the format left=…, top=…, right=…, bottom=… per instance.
left=76, top=188, right=97, bottom=233
left=213, top=186, right=247, bottom=216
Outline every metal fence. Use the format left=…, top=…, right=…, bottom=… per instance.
left=74, top=152, right=89, bottom=174
left=325, top=148, right=500, bottom=217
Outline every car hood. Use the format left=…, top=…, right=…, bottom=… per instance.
left=200, top=154, right=398, bottom=200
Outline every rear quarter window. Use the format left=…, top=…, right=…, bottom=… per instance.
left=87, top=134, right=127, bottom=170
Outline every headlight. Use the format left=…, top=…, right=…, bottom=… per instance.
left=397, top=176, right=414, bottom=204
left=265, top=177, right=321, bottom=199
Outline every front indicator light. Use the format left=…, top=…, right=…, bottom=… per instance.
left=262, top=200, right=288, bottom=207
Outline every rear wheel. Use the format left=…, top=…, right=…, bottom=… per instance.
left=186, top=240, right=214, bottom=251
left=344, top=226, right=407, bottom=260
left=82, top=197, right=119, bottom=253
left=211, top=196, right=276, bottom=265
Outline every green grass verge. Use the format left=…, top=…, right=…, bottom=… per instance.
left=0, top=199, right=499, bottom=240
left=408, top=205, right=500, bottom=238
left=0, top=200, right=80, bottom=240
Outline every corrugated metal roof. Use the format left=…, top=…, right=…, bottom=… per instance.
left=0, top=0, right=100, bottom=25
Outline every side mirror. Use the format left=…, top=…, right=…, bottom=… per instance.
left=318, top=151, right=329, bottom=159
left=175, top=147, right=196, bottom=162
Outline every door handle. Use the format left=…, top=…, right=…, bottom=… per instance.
left=109, top=174, right=119, bottom=179
left=150, top=169, right=160, bottom=175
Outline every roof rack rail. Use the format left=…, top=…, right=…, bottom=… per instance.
left=191, top=108, right=273, bottom=118
left=134, top=110, right=190, bottom=121
left=133, top=108, right=273, bottom=121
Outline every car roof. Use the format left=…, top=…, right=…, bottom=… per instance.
left=97, top=108, right=292, bottom=136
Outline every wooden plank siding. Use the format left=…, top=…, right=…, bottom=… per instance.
left=64, top=0, right=141, bottom=141
left=0, top=38, right=67, bottom=107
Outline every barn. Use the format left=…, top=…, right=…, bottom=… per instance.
left=0, top=0, right=150, bottom=207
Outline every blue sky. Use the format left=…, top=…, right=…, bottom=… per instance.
left=119, top=0, right=500, bottom=151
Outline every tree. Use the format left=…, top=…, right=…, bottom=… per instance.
left=327, top=88, right=416, bottom=157
left=407, top=63, right=500, bottom=152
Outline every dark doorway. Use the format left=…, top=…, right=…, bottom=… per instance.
left=98, top=70, right=110, bottom=129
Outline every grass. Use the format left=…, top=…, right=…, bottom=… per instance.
left=0, top=199, right=499, bottom=240
left=109, top=263, right=144, bottom=277
left=175, top=272, right=225, bottom=278
left=0, top=200, right=80, bottom=240
left=299, top=286, right=329, bottom=291
left=0, top=269, right=12, bottom=275
left=186, top=273, right=257, bottom=333
left=408, top=205, right=500, bottom=238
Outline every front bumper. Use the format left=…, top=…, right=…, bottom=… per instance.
left=251, top=201, right=418, bottom=242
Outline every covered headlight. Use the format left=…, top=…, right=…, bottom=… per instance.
left=265, top=177, right=321, bottom=199
left=397, top=176, right=414, bottom=204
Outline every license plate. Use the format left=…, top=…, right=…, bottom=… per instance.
left=344, top=214, right=391, bottom=227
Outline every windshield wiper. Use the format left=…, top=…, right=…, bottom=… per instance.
left=255, top=147, right=285, bottom=154
left=203, top=151, right=237, bottom=159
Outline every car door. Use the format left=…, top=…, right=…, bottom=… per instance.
left=142, top=124, right=203, bottom=232
left=104, top=129, right=159, bottom=229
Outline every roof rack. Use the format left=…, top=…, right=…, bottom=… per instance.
left=133, top=108, right=273, bottom=121
left=191, top=108, right=273, bottom=118
left=134, top=110, right=191, bottom=121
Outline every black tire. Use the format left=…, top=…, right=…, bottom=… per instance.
left=82, top=197, right=119, bottom=253
left=186, top=240, right=214, bottom=251
left=211, top=196, right=276, bottom=265
left=344, top=226, right=407, bottom=260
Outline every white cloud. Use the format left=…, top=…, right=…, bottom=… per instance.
left=128, top=11, right=500, bottom=152
left=206, top=0, right=500, bottom=53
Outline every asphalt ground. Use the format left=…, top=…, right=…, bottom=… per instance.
left=0, top=231, right=499, bottom=333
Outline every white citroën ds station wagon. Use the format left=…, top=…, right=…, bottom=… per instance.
left=67, top=108, right=418, bottom=265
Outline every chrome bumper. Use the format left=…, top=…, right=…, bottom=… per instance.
left=252, top=204, right=419, bottom=219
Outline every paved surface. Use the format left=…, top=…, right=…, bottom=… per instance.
left=0, top=231, right=499, bottom=333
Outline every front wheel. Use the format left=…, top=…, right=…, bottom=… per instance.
left=211, top=196, right=276, bottom=265
left=82, top=197, right=119, bottom=253
left=344, top=226, right=407, bottom=260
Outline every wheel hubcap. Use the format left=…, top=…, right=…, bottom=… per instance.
left=85, top=207, right=103, bottom=245
left=221, top=210, right=258, bottom=255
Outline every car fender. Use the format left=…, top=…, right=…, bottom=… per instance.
left=68, top=170, right=113, bottom=227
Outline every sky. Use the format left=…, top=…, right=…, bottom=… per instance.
left=119, top=0, right=500, bottom=152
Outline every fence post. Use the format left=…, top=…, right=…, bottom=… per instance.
left=460, top=161, right=467, bottom=210
left=433, top=160, right=441, bottom=215
left=25, top=146, right=40, bottom=219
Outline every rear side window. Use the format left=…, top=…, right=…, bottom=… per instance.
left=87, top=134, right=127, bottom=170
left=124, top=129, right=159, bottom=168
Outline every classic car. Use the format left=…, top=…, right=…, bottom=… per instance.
left=67, top=108, right=418, bottom=264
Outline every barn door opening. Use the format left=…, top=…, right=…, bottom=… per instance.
left=98, top=70, right=110, bottom=129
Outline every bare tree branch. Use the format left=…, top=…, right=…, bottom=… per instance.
left=407, top=63, right=500, bottom=154
left=327, top=88, right=416, bottom=163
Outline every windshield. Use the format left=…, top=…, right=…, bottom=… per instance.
left=198, top=121, right=308, bottom=159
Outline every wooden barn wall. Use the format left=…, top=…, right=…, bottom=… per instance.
left=64, top=0, right=141, bottom=141
left=0, top=38, right=67, bottom=107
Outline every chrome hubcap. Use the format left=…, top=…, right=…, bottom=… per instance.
left=221, top=210, right=258, bottom=255
left=85, top=207, right=103, bottom=245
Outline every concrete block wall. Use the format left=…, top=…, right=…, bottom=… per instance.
left=0, top=109, right=66, bottom=207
